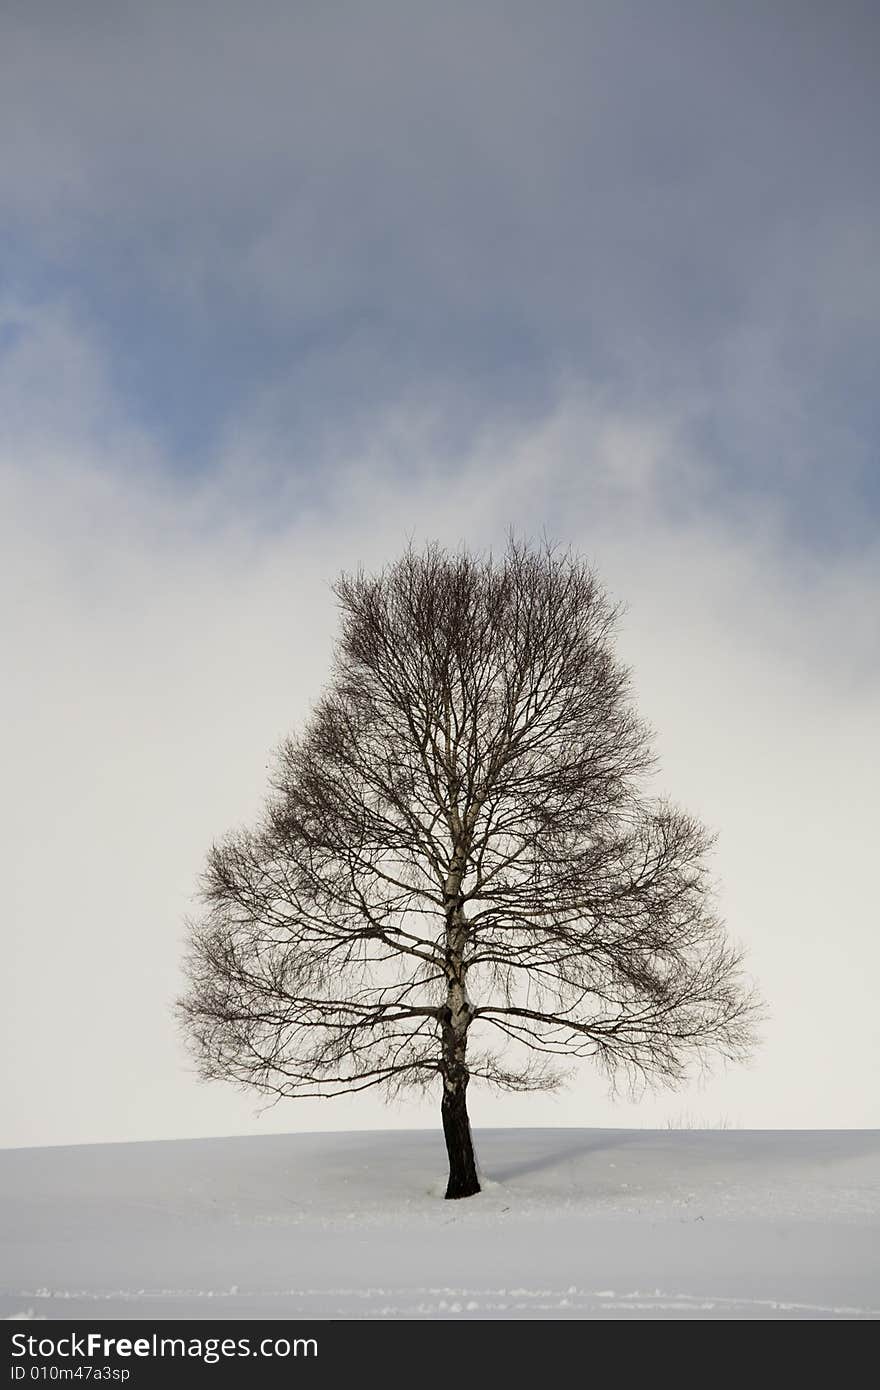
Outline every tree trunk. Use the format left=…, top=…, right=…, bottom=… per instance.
left=441, top=851, right=480, bottom=1198
left=441, top=1074, right=480, bottom=1199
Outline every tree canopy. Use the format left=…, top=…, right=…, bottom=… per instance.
left=179, top=536, right=759, bottom=1196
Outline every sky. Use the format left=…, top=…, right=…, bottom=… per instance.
left=2, top=1, right=878, bottom=1148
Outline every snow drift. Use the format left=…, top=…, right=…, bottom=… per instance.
left=2, top=1128, right=878, bottom=1319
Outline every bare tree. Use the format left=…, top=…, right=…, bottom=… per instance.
left=179, top=536, right=758, bottom=1198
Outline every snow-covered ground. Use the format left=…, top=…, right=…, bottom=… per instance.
left=2, top=1128, right=879, bottom=1320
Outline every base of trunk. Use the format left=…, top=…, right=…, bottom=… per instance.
left=442, top=1084, right=481, bottom=1199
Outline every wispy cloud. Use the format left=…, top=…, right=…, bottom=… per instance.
left=2, top=3, right=877, bottom=534
left=2, top=299, right=877, bottom=1142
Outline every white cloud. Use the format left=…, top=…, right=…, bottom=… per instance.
left=2, top=302, right=878, bottom=1147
